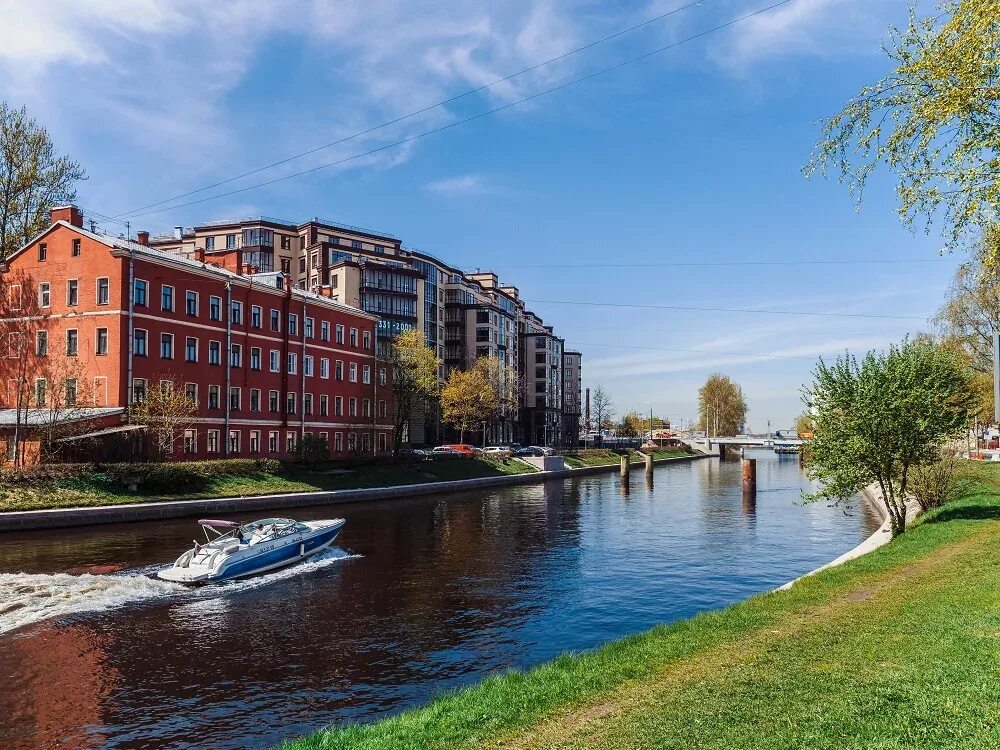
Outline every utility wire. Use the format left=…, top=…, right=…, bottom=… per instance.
left=567, top=341, right=839, bottom=361
left=119, top=0, right=794, bottom=220
left=522, top=298, right=928, bottom=321
left=114, top=0, right=711, bottom=218
left=484, top=258, right=950, bottom=269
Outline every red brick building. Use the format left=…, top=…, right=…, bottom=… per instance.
left=0, top=206, right=393, bottom=463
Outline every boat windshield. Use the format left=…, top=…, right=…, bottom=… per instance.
left=239, top=518, right=308, bottom=539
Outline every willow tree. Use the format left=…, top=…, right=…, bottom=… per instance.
left=1, top=103, right=85, bottom=258
left=698, top=374, right=746, bottom=437
left=384, top=328, right=439, bottom=450
left=806, top=340, right=973, bottom=536
left=807, top=1, right=1000, bottom=253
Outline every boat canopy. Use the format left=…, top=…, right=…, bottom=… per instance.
left=199, top=519, right=240, bottom=529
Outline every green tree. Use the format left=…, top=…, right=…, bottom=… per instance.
left=441, top=365, right=495, bottom=443
left=698, top=374, right=747, bottom=437
left=1, top=102, right=85, bottom=258
left=385, top=328, right=439, bottom=451
left=806, top=340, right=974, bottom=536
left=806, top=1, right=1000, bottom=253
left=794, top=413, right=815, bottom=436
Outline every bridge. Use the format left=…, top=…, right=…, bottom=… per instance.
left=683, top=435, right=808, bottom=455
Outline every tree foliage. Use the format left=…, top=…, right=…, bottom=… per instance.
left=440, top=363, right=495, bottom=443
left=806, top=1, right=1000, bottom=252
left=129, top=377, right=198, bottom=457
left=385, top=328, right=439, bottom=449
left=805, top=340, right=974, bottom=536
left=794, top=413, right=815, bottom=436
left=698, top=373, right=747, bottom=437
left=1, top=102, right=85, bottom=258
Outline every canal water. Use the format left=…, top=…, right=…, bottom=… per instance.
left=0, top=451, right=880, bottom=749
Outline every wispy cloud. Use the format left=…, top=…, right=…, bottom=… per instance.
left=424, top=174, right=496, bottom=195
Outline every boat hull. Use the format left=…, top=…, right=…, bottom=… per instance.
left=157, top=520, right=345, bottom=584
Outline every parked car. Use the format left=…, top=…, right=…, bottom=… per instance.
left=483, top=446, right=512, bottom=458
left=438, top=443, right=480, bottom=458
left=398, top=448, right=430, bottom=461
left=431, top=446, right=460, bottom=458
left=514, top=446, right=551, bottom=457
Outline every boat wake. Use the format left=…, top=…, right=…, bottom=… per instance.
left=0, top=548, right=359, bottom=636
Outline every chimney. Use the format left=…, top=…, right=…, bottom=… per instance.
left=137, top=231, right=149, bottom=246
left=173, top=225, right=183, bottom=240
left=50, top=205, right=84, bottom=228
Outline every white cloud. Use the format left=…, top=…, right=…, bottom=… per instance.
left=424, top=174, right=494, bottom=195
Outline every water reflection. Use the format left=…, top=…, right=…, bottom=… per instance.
left=0, top=451, right=877, bottom=750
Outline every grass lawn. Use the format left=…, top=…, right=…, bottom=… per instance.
left=282, top=464, right=1000, bottom=750
left=0, top=458, right=536, bottom=513
left=562, top=449, right=690, bottom=468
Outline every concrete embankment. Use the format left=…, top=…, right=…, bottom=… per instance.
left=0, top=453, right=712, bottom=532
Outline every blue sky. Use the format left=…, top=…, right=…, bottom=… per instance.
left=1, top=0, right=959, bottom=430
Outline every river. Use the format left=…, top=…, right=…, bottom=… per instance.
left=0, top=450, right=880, bottom=749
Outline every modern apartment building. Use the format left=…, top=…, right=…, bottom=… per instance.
left=147, top=213, right=583, bottom=447
left=0, top=207, right=394, bottom=464
left=562, top=351, right=583, bottom=446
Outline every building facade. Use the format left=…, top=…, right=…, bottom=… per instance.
left=0, top=207, right=394, bottom=463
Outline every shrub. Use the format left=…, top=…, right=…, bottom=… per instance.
left=0, top=463, right=94, bottom=486
left=102, top=463, right=209, bottom=493
left=295, top=434, right=330, bottom=469
left=191, top=458, right=282, bottom=477
left=909, top=453, right=974, bottom=511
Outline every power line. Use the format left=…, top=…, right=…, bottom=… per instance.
left=485, top=258, right=950, bottom=269
left=522, top=298, right=928, bottom=321
left=119, top=0, right=794, bottom=220
left=567, top=341, right=834, bottom=361
left=114, top=0, right=711, bottom=218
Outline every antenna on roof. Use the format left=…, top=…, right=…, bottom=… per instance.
left=89, top=219, right=97, bottom=233
left=124, top=221, right=131, bottom=242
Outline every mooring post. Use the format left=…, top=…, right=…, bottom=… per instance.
left=742, top=457, right=757, bottom=503
left=644, top=452, right=653, bottom=474
left=620, top=454, right=629, bottom=480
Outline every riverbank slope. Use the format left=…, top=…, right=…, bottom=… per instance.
left=283, top=465, right=1000, bottom=750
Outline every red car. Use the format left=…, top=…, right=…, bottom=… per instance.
left=439, top=443, right=480, bottom=458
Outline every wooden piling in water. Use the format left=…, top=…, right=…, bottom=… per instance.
left=742, top=457, right=757, bottom=504
left=621, top=454, right=629, bottom=479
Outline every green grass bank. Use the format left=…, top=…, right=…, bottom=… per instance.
left=283, top=464, right=1000, bottom=750
left=561, top=449, right=689, bottom=468
left=0, top=457, right=535, bottom=513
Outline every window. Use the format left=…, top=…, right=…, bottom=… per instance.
left=379, top=367, right=387, bottom=386
left=65, top=378, right=78, bottom=405
left=288, top=314, right=298, bottom=336
left=161, top=285, right=174, bottom=311
left=268, top=431, right=279, bottom=452
left=230, top=343, right=242, bottom=367
left=363, top=331, right=371, bottom=350
left=132, top=378, right=147, bottom=403
left=34, top=378, right=47, bottom=406
left=299, top=256, right=306, bottom=273
left=250, top=388, right=261, bottom=411
left=67, top=279, right=79, bottom=306
left=269, top=349, right=280, bottom=373
left=286, top=432, right=297, bottom=453
left=378, top=400, right=387, bottom=418
left=335, top=396, right=343, bottom=416
left=287, top=392, right=296, bottom=414
left=209, top=340, right=221, bottom=365
left=250, top=347, right=261, bottom=370
left=287, top=352, right=297, bottom=374
left=304, top=355, right=313, bottom=377
left=96, top=277, right=109, bottom=305
left=304, top=393, right=313, bottom=415
left=66, top=329, right=79, bottom=356
left=349, top=328, right=357, bottom=347
left=38, top=283, right=50, bottom=308
left=269, top=390, right=279, bottom=412
left=231, top=300, right=243, bottom=325
left=160, top=333, right=174, bottom=359
left=205, top=236, right=215, bottom=251
left=349, top=362, right=358, bottom=382
left=363, top=398, right=371, bottom=417
left=208, top=430, right=220, bottom=454
left=335, top=360, right=344, bottom=380
left=351, top=240, right=362, bottom=249
left=35, top=330, right=47, bottom=356
left=362, top=364, right=371, bottom=384
left=281, top=258, right=291, bottom=274
left=184, top=429, right=197, bottom=454
left=349, top=397, right=357, bottom=417
left=321, top=321, right=330, bottom=341
left=251, top=305, right=262, bottom=328
left=229, top=387, right=241, bottom=411
left=320, top=394, right=329, bottom=416
left=186, top=290, right=198, bottom=316
left=185, top=382, right=198, bottom=405
left=209, top=296, right=221, bottom=320
left=305, top=317, right=314, bottom=338
left=185, top=337, right=198, bottom=362
left=335, top=432, right=343, bottom=452
left=374, top=244, right=384, bottom=254
left=226, top=233, right=237, bottom=249
left=249, top=430, right=260, bottom=453
left=535, top=352, right=546, bottom=364
left=335, top=324, right=344, bottom=344
left=208, top=385, right=220, bottom=409
left=320, top=358, right=329, bottom=379
left=38, top=243, right=47, bottom=261
left=96, top=328, right=108, bottom=356
left=270, top=309, right=280, bottom=332
left=379, top=433, right=387, bottom=453
left=71, top=239, right=81, bottom=257
left=134, top=279, right=148, bottom=306
left=347, top=433, right=357, bottom=451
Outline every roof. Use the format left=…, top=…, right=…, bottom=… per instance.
left=54, top=423, right=144, bottom=443
left=0, top=407, right=124, bottom=427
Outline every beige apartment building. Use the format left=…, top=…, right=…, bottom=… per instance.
left=148, top=215, right=581, bottom=446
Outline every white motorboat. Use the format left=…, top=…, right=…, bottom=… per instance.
left=157, top=517, right=346, bottom=584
